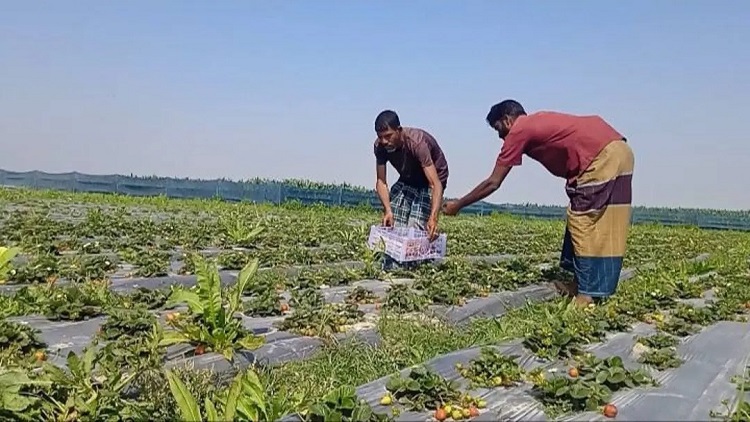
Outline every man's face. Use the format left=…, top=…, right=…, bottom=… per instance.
left=376, top=127, right=403, bottom=151
left=491, top=117, right=513, bottom=140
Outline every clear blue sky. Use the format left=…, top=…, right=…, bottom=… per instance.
left=1, top=1, right=749, bottom=209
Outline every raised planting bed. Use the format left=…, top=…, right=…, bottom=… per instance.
left=279, top=255, right=742, bottom=422
left=3, top=253, right=640, bottom=381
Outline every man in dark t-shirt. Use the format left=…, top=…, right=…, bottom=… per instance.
left=443, top=100, right=634, bottom=307
left=373, top=110, right=449, bottom=241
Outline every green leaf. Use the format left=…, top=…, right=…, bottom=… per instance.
left=236, top=369, right=267, bottom=421
left=231, top=260, right=260, bottom=314
left=339, top=396, right=356, bottom=410
left=222, top=372, right=244, bottom=422
left=195, top=259, right=222, bottom=325
left=569, top=385, right=591, bottom=399
left=204, top=397, right=219, bottom=421
left=351, top=405, right=373, bottom=421
left=585, top=396, right=600, bottom=411
left=385, top=377, right=401, bottom=392
left=555, top=385, right=570, bottom=397
left=608, top=356, right=624, bottom=367
left=608, top=371, right=626, bottom=384
left=167, top=290, right=204, bottom=314
left=166, top=370, right=203, bottom=422
left=595, top=371, right=609, bottom=384
left=237, top=334, right=265, bottom=351
left=66, top=351, right=82, bottom=375
left=220, top=347, right=234, bottom=362
left=82, top=346, right=97, bottom=377
left=157, top=330, right=191, bottom=347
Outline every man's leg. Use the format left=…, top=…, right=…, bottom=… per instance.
left=555, top=225, right=579, bottom=298
left=390, top=182, right=412, bottom=227
left=404, top=187, right=434, bottom=269
left=406, top=186, right=431, bottom=230
left=383, top=182, right=411, bottom=270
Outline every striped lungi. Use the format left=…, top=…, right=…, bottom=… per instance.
left=560, top=140, right=634, bottom=298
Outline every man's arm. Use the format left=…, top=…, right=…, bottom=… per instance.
left=454, top=163, right=512, bottom=209
left=375, top=163, right=392, bottom=215
left=409, top=133, right=443, bottom=219
left=423, top=164, right=443, bottom=220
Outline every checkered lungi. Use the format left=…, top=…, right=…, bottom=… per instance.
left=390, top=181, right=432, bottom=230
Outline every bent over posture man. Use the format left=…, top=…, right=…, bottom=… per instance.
left=443, top=100, right=634, bottom=306
left=374, top=110, right=449, bottom=241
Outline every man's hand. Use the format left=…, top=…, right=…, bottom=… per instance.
left=442, top=200, right=461, bottom=216
left=382, top=212, right=394, bottom=227
left=426, top=215, right=438, bottom=241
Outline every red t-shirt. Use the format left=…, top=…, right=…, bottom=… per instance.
left=496, top=111, right=625, bottom=181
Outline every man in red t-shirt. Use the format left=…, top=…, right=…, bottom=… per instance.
left=443, top=100, right=634, bottom=306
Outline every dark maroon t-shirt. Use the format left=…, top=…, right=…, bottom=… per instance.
left=374, top=127, right=449, bottom=189
left=496, top=111, right=625, bottom=181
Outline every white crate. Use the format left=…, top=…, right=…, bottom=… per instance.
left=367, top=225, right=447, bottom=263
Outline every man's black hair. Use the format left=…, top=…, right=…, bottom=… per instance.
left=375, top=110, right=401, bottom=132
left=486, top=100, right=527, bottom=127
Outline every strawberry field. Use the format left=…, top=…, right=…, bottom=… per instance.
left=2, top=187, right=750, bottom=421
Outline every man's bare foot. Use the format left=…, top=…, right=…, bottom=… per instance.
left=573, top=294, right=594, bottom=307
left=552, top=280, right=578, bottom=297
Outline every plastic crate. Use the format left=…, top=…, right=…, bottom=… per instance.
left=367, top=225, right=447, bottom=263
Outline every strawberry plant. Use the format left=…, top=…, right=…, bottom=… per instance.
left=159, top=258, right=265, bottom=360
left=9, top=253, right=59, bottom=284
left=96, top=325, right=164, bottom=373
left=244, top=290, right=283, bottom=317
left=523, top=301, right=606, bottom=360
left=637, top=332, right=679, bottom=349
left=385, top=366, right=461, bottom=411
left=0, top=246, right=20, bottom=284
left=294, top=267, right=362, bottom=289
left=670, top=277, right=707, bottom=299
left=244, top=272, right=283, bottom=297
left=533, top=355, right=653, bottom=417
left=592, top=301, right=637, bottom=332
left=217, top=250, right=252, bottom=270
left=657, top=317, right=698, bottom=337
left=383, top=284, right=428, bottom=313
left=43, top=284, right=106, bottom=321
left=290, top=288, right=325, bottom=309
left=306, top=385, right=392, bottom=422
left=61, top=255, right=117, bottom=282
left=345, top=286, right=378, bottom=305
left=178, top=252, right=199, bottom=275
left=671, top=303, right=718, bottom=326
left=279, top=303, right=364, bottom=337
left=0, top=320, right=46, bottom=359
left=121, top=287, right=169, bottom=310
left=638, top=347, right=683, bottom=370
left=98, top=307, right=156, bottom=340
left=455, top=347, right=525, bottom=388
left=129, top=248, right=170, bottom=277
